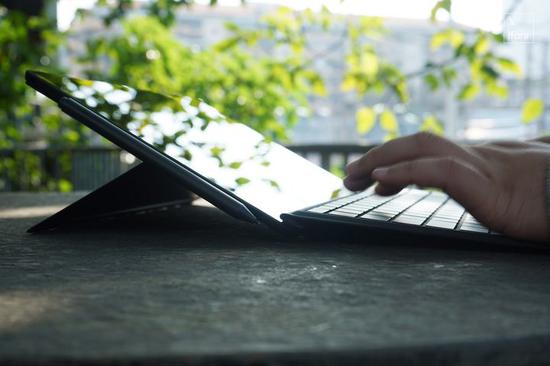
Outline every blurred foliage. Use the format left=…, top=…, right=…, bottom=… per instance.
left=522, top=98, right=545, bottom=123
left=0, top=0, right=543, bottom=191
left=0, top=3, right=78, bottom=191
left=80, top=13, right=325, bottom=141
left=95, top=0, right=237, bottom=27
left=0, top=8, right=58, bottom=147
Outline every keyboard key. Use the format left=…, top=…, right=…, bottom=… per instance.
left=392, top=215, right=426, bottom=225
left=397, top=212, right=430, bottom=219
left=334, top=208, right=366, bottom=215
left=460, top=220, right=484, bottom=228
left=345, top=203, right=378, bottom=210
left=359, top=212, right=393, bottom=221
left=320, top=204, right=341, bottom=210
left=459, top=223, right=489, bottom=233
left=433, top=212, right=465, bottom=220
left=329, top=211, right=358, bottom=218
left=425, top=219, right=457, bottom=229
left=404, top=201, right=447, bottom=214
left=429, top=215, right=460, bottom=223
left=374, top=207, right=402, bottom=215
left=308, top=206, right=331, bottom=213
left=462, top=214, right=481, bottom=224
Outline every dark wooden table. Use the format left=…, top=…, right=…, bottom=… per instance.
left=1, top=193, right=550, bottom=365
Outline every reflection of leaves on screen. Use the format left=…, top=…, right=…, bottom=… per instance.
left=210, top=146, right=225, bottom=156
left=263, top=179, right=281, bottom=192
left=180, top=149, right=192, bottom=161
left=37, top=71, right=283, bottom=193
left=210, top=145, right=225, bottom=167
left=228, top=162, right=242, bottom=169
left=235, top=177, right=251, bottom=186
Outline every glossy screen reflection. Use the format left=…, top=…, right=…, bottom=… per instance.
left=36, top=72, right=345, bottom=221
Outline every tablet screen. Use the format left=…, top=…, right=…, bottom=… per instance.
left=33, top=71, right=345, bottom=220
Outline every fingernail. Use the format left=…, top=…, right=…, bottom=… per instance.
left=372, top=167, right=388, bottom=179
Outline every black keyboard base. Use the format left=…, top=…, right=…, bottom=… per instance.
left=283, top=210, right=550, bottom=253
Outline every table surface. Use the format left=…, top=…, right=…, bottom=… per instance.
left=1, top=192, right=550, bottom=366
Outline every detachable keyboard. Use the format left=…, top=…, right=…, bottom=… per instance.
left=306, top=188, right=495, bottom=235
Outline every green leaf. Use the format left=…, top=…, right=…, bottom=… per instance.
left=312, top=79, right=327, bottom=96
left=496, top=57, right=523, bottom=76
left=470, top=59, right=483, bottom=81
left=522, top=98, right=545, bottom=124
left=424, top=73, right=439, bottom=90
left=235, top=177, right=251, bottom=186
left=492, top=33, right=506, bottom=43
left=329, top=164, right=345, bottom=178
left=392, top=80, right=409, bottom=103
left=58, top=179, right=73, bottom=193
left=380, top=110, right=398, bottom=133
left=215, top=37, right=240, bottom=52
left=442, top=68, right=457, bottom=87
left=264, top=179, right=281, bottom=191
left=486, top=82, right=508, bottom=99
left=383, top=131, right=398, bottom=142
left=63, top=130, right=80, bottom=143
left=181, top=150, right=193, bottom=161
left=431, top=29, right=464, bottom=50
left=481, top=65, right=499, bottom=80
left=229, top=161, right=243, bottom=169
left=356, top=106, right=376, bottom=135
left=458, top=83, right=480, bottom=101
left=210, top=146, right=224, bottom=157
left=430, top=0, right=452, bottom=21
left=341, top=75, right=356, bottom=91
left=361, top=52, right=379, bottom=77
left=420, top=115, right=445, bottom=136
left=430, top=33, right=446, bottom=50
left=474, top=36, right=490, bottom=55
left=448, top=30, right=465, bottom=48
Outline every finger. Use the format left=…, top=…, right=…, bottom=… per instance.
left=343, top=176, right=371, bottom=191
left=374, top=183, right=403, bottom=196
left=371, top=156, right=491, bottom=215
left=346, top=132, right=475, bottom=180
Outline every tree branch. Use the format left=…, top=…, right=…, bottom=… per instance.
left=301, top=27, right=348, bottom=69
left=404, top=57, right=458, bottom=80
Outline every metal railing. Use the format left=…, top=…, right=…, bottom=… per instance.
left=0, top=144, right=375, bottom=192
left=0, top=147, right=135, bottom=192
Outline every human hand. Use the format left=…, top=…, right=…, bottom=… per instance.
left=344, top=132, right=550, bottom=241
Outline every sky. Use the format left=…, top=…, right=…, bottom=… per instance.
left=57, top=0, right=505, bottom=32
